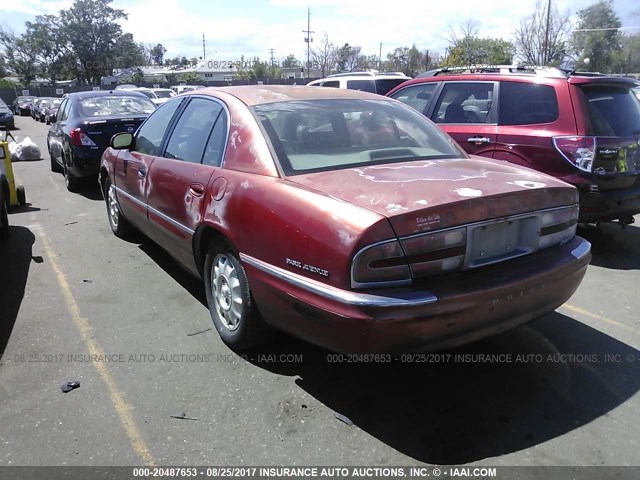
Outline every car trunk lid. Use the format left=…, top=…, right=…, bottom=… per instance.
left=81, top=116, right=147, bottom=149
left=288, top=156, right=578, bottom=237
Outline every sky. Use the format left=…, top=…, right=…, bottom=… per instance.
left=1, top=0, right=638, bottom=65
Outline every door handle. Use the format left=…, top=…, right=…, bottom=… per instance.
left=467, top=136, right=491, bottom=144
left=189, top=183, right=205, bottom=196
left=138, top=168, right=146, bottom=178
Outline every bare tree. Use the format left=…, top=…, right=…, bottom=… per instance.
left=311, top=32, right=336, bottom=76
left=514, top=0, right=571, bottom=66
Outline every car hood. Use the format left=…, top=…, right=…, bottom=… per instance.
left=287, top=156, right=578, bottom=236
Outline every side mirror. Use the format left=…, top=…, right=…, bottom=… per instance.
left=111, top=132, right=134, bottom=150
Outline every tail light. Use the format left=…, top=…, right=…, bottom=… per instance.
left=538, top=205, right=578, bottom=249
left=553, top=136, right=595, bottom=172
left=351, top=240, right=411, bottom=288
left=400, top=227, right=467, bottom=277
left=70, top=128, right=97, bottom=147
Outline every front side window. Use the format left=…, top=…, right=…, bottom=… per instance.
left=432, top=82, right=495, bottom=124
left=134, top=98, right=183, bottom=156
left=389, top=83, right=438, bottom=115
left=498, top=82, right=559, bottom=126
left=254, top=99, right=466, bottom=175
left=164, top=98, right=222, bottom=163
left=322, top=81, right=340, bottom=88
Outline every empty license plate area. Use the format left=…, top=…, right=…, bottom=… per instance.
left=466, top=215, right=540, bottom=268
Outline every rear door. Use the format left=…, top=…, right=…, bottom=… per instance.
left=145, top=97, right=226, bottom=272
left=494, top=80, right=567, bottom=173
left=428, top=81, right=498, bottom=157
left=114, top=98, right=185, bottom=229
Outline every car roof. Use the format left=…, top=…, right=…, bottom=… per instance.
left=183, top=85, right=391, bottom=105
left=66, top=90, right=151, bottom=100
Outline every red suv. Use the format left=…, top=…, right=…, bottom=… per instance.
left=387, top=66, right=640, bottom=224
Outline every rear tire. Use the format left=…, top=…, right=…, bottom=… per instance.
left=204, top=241, right=273, bottom=350
left=105, top=178, right=133, bottom=239
left=49, top=142, right=63, bottom=173
left=16, top=186, right=26, bottom=206
left=63, top=161, right=82, bottom=192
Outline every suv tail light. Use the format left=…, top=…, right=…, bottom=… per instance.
left=553, top=136, right=596, bottom=172
left=351, top=240, right=411, bottom=288
left=70, top=128, right=97, bottom=147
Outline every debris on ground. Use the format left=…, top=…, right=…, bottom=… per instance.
left=60, top=381, right=80, bottom=393
left=186, top=327, right=212, bottom=337
left=170, top=412, right=199, bottom=421
left=334, top=411, right=353, bottom=426
left=8, top=137, right=41, bottom=161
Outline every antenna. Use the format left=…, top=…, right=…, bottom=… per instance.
left=302, top=7, right=315, bottom=79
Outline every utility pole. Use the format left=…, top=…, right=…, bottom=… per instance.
left=543, top=0, right=552, bottom=65
left=379, top=43, right=382, bottom=71
left=202, top=33, right=206, bottom=61
left=269, top=48, right=275, bottom=79
left=302, top=7, right=314, bottom=79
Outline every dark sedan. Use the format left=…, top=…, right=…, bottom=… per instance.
left=43, top=98, right=63, bottom=124
left=99, top=85, right=590, bottom=353
left=34, top=97, right=54, bottom=122
left=13, top=96, right=37, bottom=116
left=48, top=90, right=156, bottom=191
left=0, top=100, right=15, bottom=130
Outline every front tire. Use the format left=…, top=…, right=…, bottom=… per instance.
left=204, top=243, right=272, bottom=350
left=0, top=194, right=9, bottom=240
left=105, top=178, right=133, bottom=238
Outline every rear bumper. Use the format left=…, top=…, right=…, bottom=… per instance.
left=243, top=236, right=591, bottom=353
left=578, top=186, right=640, bottom=222
left=69, top=146, right=103, bottom=178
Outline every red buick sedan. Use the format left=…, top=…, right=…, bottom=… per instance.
left=99, top=86, right=590, bottom=353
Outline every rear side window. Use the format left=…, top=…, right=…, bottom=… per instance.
left=346, top=80, right=376, bottom=93
left=374, top=78, right=410, bottom=95
left=499, top=82, right=558, bottom=125
left=578, top=85, right=640, bottom=137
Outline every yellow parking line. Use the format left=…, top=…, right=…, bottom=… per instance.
left=33, top=225, right=155, bottom=466
left=561, top=303, right=638, bottom=334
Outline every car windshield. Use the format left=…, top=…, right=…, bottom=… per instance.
left=51, top=99, right=62, bottom=107
left=253, top=99, right=466, bottom=175
left=79, top=96, right=156, bottom=117
left=579, top=84, right=640, bottom=137
left=154, top=90, right=173, bottom=98
left=18, top=96, right=36, bottom=102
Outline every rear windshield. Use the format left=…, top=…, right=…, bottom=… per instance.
left=79, top=96, right=156, bottom=117
left=253, top=99, right=466, bottom=175
left=578, top=84, right=640, bottom=137
left=154, top=90, right=173, bottom=98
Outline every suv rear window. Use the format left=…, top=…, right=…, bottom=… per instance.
left=499, top=82, right=558, bottom=125
left=374, top=78, right=410, bottom=95
left=578, top=84, right=640, bottom=137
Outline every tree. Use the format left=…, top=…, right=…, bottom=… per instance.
left=445, top=37, right=514, bottom=66
left=0, top=52, right=7, bottom=78
left=0, top=27, right=39, bottom=85
left=113, top=33, right=146, bottom=70
left=60, top=0, right=128, bottom=84
left=150, top=44, right=167, bottom=65
left=335, top=43, right=362, bottom=72
left=621, top=32, right=640, bottom=73
left=177, top=71, right=199, bottom=82
left=311, top=33, right=336, bottom=76
left=386, top=45, right=425, bottom=76
left=570, top=0, right=623, bottom=73
left=282, top=54, right=299, bottom=69
left=24, top=15, right=69, bottom=84
left=514, top=0, right=570, bottom=66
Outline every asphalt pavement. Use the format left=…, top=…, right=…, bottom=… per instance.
left=0, top=116, right=638, bottom=472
